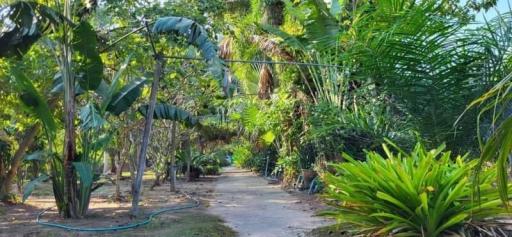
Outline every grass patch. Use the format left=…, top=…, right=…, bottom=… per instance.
left=139, top=211, right=236, bottom=237
left=25, top=211, right=236, bottom=237
left=307, top=224, right=351, bottom=237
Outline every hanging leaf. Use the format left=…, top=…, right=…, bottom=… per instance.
left=153, top=17, right=217, bottom=61
left=0, top=1, right=64, bottom=58
left=72, top=21, right=103, bottom=90
left=152, top=16, right=224, bottom=80
left=10, top=67, right=56, bottom=135
left=23, top=174, right=49, bottom=202
left=138, top=103, right=199, bottom=127
left=106, top=78, right=147, bottom=116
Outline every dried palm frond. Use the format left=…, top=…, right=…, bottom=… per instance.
left=250, top=35, right=293, bottom=60
left=219, top=37, right=233, bottom=60
left=258, top=65, right=273, bottom=99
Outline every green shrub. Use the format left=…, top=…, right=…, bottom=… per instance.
left=322, top=142, right=512, bottom=237
left=232, top=143, right=252, bottom=168
left=203, top=165, right=220, bottom=175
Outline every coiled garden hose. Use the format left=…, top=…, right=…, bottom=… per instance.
left=35, top=192, right=200, bottom=232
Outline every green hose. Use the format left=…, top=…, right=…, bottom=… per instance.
left=36, top=193, right=200, bottom=232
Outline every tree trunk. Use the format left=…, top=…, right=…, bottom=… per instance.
left=0, top=124, right=40, bottom=200
left=114, top=149, right=124, bottom=202
left=150, top=173, right=161, bottom=190
left=182, top=132, right=192, bottom=182
left=130, top=55, right=164, bottom=217
left=128, top=131, right=137, bottom=195
left=169, top=121, right=178, bottom=192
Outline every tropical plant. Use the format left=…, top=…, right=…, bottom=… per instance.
left=231, top=142, right=253, bottom=168
left=459, top=71, right=512, bottom=206
left=0, top=0, right=104, bottom=218
left=322, top=142, right=512, bottom=236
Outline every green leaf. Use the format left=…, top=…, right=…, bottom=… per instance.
left=153, top=17, right=218, bottom=62
left=79, top=103, right=105, bottom=130
left=24, top=150, right=46, bottom=162
left=0, top=2, right=63, bottom=58
left=106, top=78, right=147, bottom=116
left=260, top=131, right=276, bottom=145
left=152, top=16, right=223, bottom=80
left=23, top=174, right=49, bottom=202
left=99, top=55, right=132, bottom=112
left=138, top=103, right=199, bottom=127
left=72, top=21, right=103, bottom=90
left=10, top=67, right=56, bottom=136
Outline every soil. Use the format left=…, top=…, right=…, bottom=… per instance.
left=0, top=173, right=235, bottom=237
left=0, top=167, right=333, bottom=237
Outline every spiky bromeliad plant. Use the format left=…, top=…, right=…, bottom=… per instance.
left=322, top=142, right=512, bottom=237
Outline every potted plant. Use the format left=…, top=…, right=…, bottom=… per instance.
left=298, top=143, right=317, bottom=189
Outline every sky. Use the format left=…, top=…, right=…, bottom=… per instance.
left=473, top=0, right=511, bottom=23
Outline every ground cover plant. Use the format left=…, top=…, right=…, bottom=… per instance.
left=323, top=142, right=512, bottom=236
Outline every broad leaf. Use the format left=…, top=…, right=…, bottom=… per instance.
left=152, top=16, right=224, bottom=80
left=72, top=21, right=103, bottom=90
left=0, top=1, right=63, bottom=58
left=79, top=102, right=105, bottom=130
left=49, top=72, right=86, bottom=95
left=153, top=16, right=218, bottom=61
left=138, top=103, right=199, bottom=127
left=10, top=67, right=56, bottom=135
left=106, top=78, right=147, bottom=116
left=99, top=55, right=132, bottom=112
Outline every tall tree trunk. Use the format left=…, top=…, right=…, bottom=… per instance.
left=182, top=132, right=192, bottom=182
left=169, top=121, right=179, bottom=192
left=128, top=131, right=137, bottom=194
left=0, top=124, right=39, bottom=200
left=130, top=55, right=164, bottom=217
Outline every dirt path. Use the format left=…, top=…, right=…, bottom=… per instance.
left=208, top=167, right=330, bottom=237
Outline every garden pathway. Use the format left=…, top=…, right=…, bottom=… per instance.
left=208, top=167, right=329, bottom=237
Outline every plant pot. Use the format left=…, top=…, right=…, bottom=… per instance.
left=301, top=168, right=317, bottom=189
left=188, top=167, right=201, bottom=181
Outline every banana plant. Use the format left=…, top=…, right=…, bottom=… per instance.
left=14, top=55, right=145, bottom=216
left=0, top=1, right=145, bottom=218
